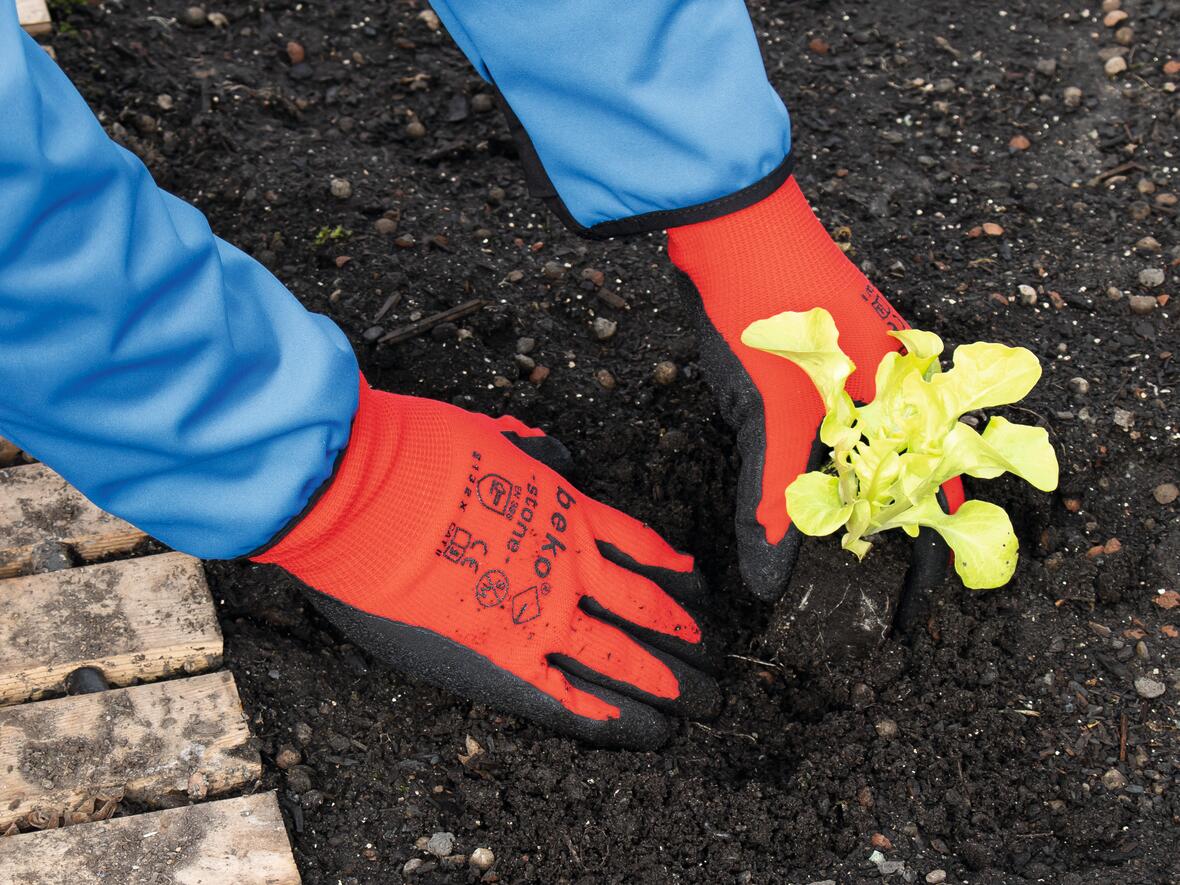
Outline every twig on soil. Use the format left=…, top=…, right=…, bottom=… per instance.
left=692, top=722, right=758, bottom=744
left=726, top=654, right=782, bottom=670
left=1120, top=712, right=1127, bottom=764
left=1087, top=160, right=1144, bottom=187
left=378, top=298, right=487, bottom=344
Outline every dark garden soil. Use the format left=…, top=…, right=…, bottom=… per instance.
left=43, top=0, right=1180, bottom=881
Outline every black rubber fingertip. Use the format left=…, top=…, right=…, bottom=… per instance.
left=502, top=430, right=575, bottom=476
left=579, top=594, right=719, bottom=675
left=895, top=489, right=952, bottom=636
left=595, top=540, right=707, bottom=604
left=559, top=672, right=672, bottom=750
left=551, top=646, right=721, bottom=723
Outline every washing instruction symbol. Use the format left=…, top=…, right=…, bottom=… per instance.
left=474, top=569, right=510, bottom=607
left=477, top=473, right=512, bottom=514
left=510, top=584, right=548, bottom=624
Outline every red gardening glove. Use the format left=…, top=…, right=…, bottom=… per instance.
left=253, top=381, right=717, bottom=748
left=668, top=175, right=965, bottom=601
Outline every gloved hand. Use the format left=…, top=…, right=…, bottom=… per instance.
left=252, top=381, right=718, bottom=748
left=668, top=176, right=965, bottom=601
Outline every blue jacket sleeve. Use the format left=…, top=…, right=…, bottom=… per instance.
left=0, top=8, right=358, bottom=559
left=428, top=0, right=792, bottom=236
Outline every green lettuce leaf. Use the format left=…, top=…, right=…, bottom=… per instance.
left=886, top=497, right=1020, bottom=589
left=785, top=471, right=852, bottom=536
left=742, top=308, right=855, bottom=416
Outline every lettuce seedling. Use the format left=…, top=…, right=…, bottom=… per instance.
left=741, top=308, right=1058, bottom=589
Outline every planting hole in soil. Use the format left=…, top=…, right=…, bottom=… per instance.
left=39, top=0, right=1180, bottom=882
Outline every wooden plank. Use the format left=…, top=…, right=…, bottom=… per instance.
left=0, top=553, right=222, bottom=705
left=0, top=672, right=260, bottom=829
left=0, top=792, right=300, bottom=885
left=0, top=463, right=147, bottom=579
left=16, top=0, right=51, bottom=36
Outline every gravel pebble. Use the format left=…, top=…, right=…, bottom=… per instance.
left=275, top=747, right=302, bottom=769
left=178, top=6, right=207, bottom=26
left=652, top=361, right=678, bottom=385
left=469, top=847, right=495, bottom=870
left=875, top=718, right=899, bottom=739
left=406, top=120, right=427, bottom=138
left=1017, top=284, right=1037, bottom=305
left=1068, top=377, right=1090, bottom=395
left=1128, top=295, right=1157, bottom=315
left=329, top=178, right=352, bottom=200
left=1134, top=677, right=1166, bottom=699
left=1063, top=86, right=1083, bottom=107
left=1102, top=768, right=1127, bottom=791
left=926, top=872, right=947, bottom=885
left=1105, top=56, right=1127, bottom=76
left=1138, top=268, right=1165, bottom=288
left=592, top=317, right=618, bottom=340
left=426, top=832, right=456, bottom=858
left=1152, top=483, right=1179, bottom=505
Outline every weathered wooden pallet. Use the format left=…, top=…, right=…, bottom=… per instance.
left=17, top=0, right=52, bottom=35
left=0, top=458, right=301, bottom=880
left=0, top=553, right=222, bottom=705
left=0, top=792, right=300, bottom=885
left=0, top=671, right=260, bottom=829
left=0, top=463, right=148, bottom=579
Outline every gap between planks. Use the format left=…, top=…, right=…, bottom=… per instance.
left=0, top=552, right=222, bottom=705
left=0, top=462, right=147, bottom=579
left=0, top=792, right=300, bottom=885
left=0, top=671, right=260, bottom=830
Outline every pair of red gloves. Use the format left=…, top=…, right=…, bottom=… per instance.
left=254, top=178, right=963, bottom=747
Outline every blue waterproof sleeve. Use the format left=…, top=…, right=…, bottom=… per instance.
left=0, top=8, right=358, bottom=559
left=429, top=0, right=793, bottom=236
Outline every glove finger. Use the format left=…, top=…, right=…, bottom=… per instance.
left=500, top=427, right=576, bottom=477
left=596, top=540, right=706, bottom=605
left=580, top=594, right=717, bottom=675
left=552, top=639, right=720, bottom=721
left=678, top=271, right=813, bottom=602
left=304, top=583, right=672, bottom=749
left=895, top=487, right=954, bottom=636
left=559, top=608, right=680, bottom=700
left=489, top=413, right=545, bottom=438
left=585, top=496, right=697, bottom=574
left=580, top=553, right=701, bottom=645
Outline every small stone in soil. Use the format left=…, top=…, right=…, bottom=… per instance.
left=1139, top=268, right=1165, bottom=288
left=926, top=871, right=947, bottom=885
left=870, top=833, right=892, bottom=851
left=875, top=718, right=899, bottom=739
left=179, top=6, right=207, bottom=26
left=1105, top=56, right=1127, bottom=76
left=595, top=369, right=616, bottom=390
left=516, top=337, right=536, bottom=355
left=1018, top=284, right=1037, bottom=305
left=374, top=217, right=397, bottom=236
left=276, top=747, right=302, bottom=769
left=529, top=365, right=550, bottom=385
left=1152, top=483, right=1178, bottom=504
left=406, top=120, right=427, bottom=138
left=1068, top=377, right=1090, bottom=395
left=469, top=847, right=495, bottom=870
left=471, top=93, right=494, bottom=113
left=1134, top=677, right=1165, bottom=699
left=1128, top=295, right=1157, bottom=315
left=1063, top=86, right=1083, bottom=107
left=329, top=178, right=352, bottom=200
left=592, top=317, right=617, bottom=340
left=1102, top=768, right=1127, bottom=791
left=286, top=41, right=305, bottom=64
left=426, top=832, right=456, bottom=858
left=652, top=361, right=678, bottom=385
